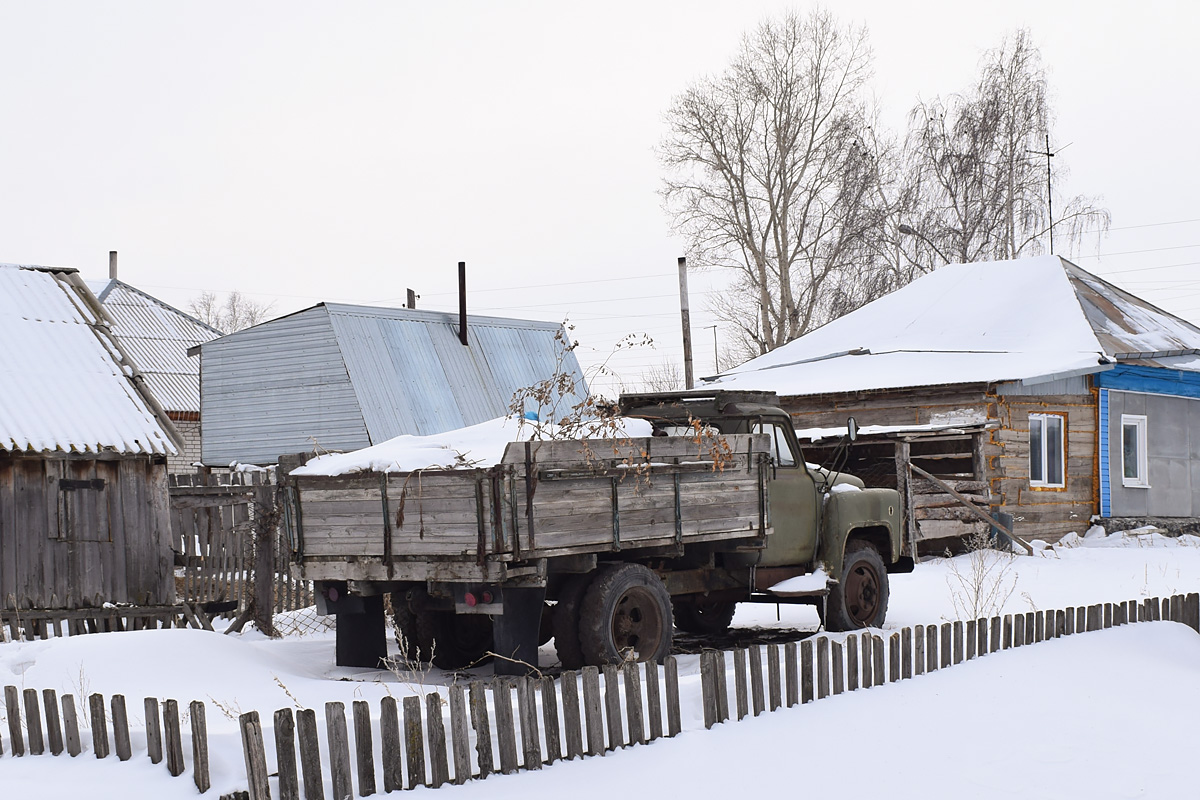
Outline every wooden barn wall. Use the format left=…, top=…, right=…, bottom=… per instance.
left=0, top=454, right=174, bottom=610
left=987, top=392, right=1097, bottom=543
left=781, top=385, right=993, bottom=430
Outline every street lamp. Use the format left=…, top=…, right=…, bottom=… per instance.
left=897, top=223, right=952, bottom=266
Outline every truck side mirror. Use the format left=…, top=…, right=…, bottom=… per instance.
left=847, top=417, right=858, bottom=443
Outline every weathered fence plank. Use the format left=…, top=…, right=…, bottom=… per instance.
left=665, top=657, right=682, bottom=737
left=515, top=680, right=540, bottom=771
left=1013, top=614, right=1025, bottom=648
left=450, top=685, right=472, bottom=782
left=767, top=644, right=782, bottom=709
left=700, top=651, right=717, bottom=730
left=468, top=682, right=493, bottom=778
left=43, top=689, right=63, bottom=756
left=326, top=702, right=353, bottom=800
left=560, top=672, right=584, bottom=759
left=926, top=624, right=939, bottom=671
left=602, top=665, right=623, bottom=749
left=110, top=694, right=130, bottom=762
left=240, top=711, right=270, bottom=800
left=61, top=694, right=81, bottom=757
left=623, top=663, right=645, bottom=745
left=749, top=646, right=765, bottom=714
left=785, top=642, right=799, bottom=707
left=732, top=648, right=749, bottom=720
left=860, top=634, right=872, bottom=689
left=6, top=686, right=24, bottom=756
left=91, top=693, right=111, bottom=760
left=801, top=640, right=814, bottom=703
left=847, top=634, right=859, bottom=690
left=873, top=636, right=885, bottom=686
left=644, top=661, right=663, bottom=740
left=144, top=697, right=162, bottom=764
left=353, top=700, right=376, bottom=796
left=901, top=628, right=912, bottom=679
left=889, top=632, right=900, bottom=682
left=493, top=681, right=518, bottom=774
left=539, top=677, right=561, bottom=764
left=191, top=701, right=210, bottom=794
left=953, top=621, right=964, bottom=664
left=965, top=620, right=976, bottom=660
left=427, top=692, right=450, bottom=787
left=380, top=696, right=403, bottom=793
left=164, top=699, right=184, bottom=775
left=831, top=640, right=844, bottom=695
left=274, top=708, right=299, bottom=800
left=715, top=650, right=729, bottom=723
left=581, top=667, right=605, bottom=755
left=23, top=688, right=44, bottom=755
left=403, top=695, right=428, bottom=787
left=914, top=625, right=925, bottom=676
left=815, top=638, right=829, bottom=700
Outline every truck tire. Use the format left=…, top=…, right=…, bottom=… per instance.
left=579, top=564, right=673, bottom=665
left=673, top=596, right=738, bottom=635
left=391, top=592, right=435, bottom=662
left=392, top=591, right=493, bottom=669
left=552, top=573, right=596, bottom=670
left=825, top=539, right=889, bottom=631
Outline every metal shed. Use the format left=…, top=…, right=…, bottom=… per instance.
left=196, top=303, right=588, bottom=466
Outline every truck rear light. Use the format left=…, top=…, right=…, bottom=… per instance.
left=464, top=592, right=478, bottom=607
left=482, top=591, right=494, bottom=604
left=327, top=586, right=339, bottom=602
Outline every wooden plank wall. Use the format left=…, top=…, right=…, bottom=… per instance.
left=0, top=454, right=173, bottom=611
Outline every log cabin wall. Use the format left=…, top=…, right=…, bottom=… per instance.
left=987, top=387, right=1098, bottom=543
left=0, top=453, right=174, bottom=610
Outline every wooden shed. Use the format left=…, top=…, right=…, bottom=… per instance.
left=0, top=264, right=180, bottom=610
left=709, top=255, right=1200, bottom=548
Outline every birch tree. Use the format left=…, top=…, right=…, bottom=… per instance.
left=899, top=29, right=1109, bottom=269
left=660, top=10, right=895, bottom=359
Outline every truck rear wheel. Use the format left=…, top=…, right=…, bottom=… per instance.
left=673, top=596, right=737, bottom=635
left=552, top=573, right=595, bottom=670
left=391, top=591, right=493, bottom=669
left=579, top=564, right=673, bottom=665
left=825, top=539, right=889, bottom=631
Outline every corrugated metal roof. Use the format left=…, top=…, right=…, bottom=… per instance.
left=0, top=265, right=176, bottom=454
left=85, top=279, right=220, bottom=413
left=198, top=302, right=588, bottom=464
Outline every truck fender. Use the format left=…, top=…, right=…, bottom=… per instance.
left=819, top=488, right=903, bottom=578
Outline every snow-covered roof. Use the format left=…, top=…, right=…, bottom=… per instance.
left=85, top=278, right=220, bottom=414
left=708, top=256, right=1200, bottom=397
left=0, top=265, right=177, bottom=455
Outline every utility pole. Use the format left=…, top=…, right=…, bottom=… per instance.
left=1028, top=134, right=1063, bottom=255
left=678, top=256, right=694, bottom=390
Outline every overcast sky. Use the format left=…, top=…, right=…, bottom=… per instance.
left=2, top=1, right=1197, bottom=397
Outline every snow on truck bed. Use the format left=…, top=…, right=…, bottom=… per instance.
left=291, top=415, right=654, bottom=476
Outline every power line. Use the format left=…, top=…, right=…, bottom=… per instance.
left=1075, top=244, right=1200, bottom=260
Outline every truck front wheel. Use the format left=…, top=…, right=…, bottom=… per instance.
left=579, top=564, right=673, bottom=665
left=825, top=540, right=889, bottom=631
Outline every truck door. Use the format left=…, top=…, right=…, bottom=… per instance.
left=754, top=420, right=821, bottom=567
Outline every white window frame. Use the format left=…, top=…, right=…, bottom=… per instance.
left=1120, top=414, right=1150, bottom=488
left=1029, top=413, right=1065, bottom=488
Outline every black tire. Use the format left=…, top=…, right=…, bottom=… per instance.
left=825, top=540, right=889, bottom=631
left=673, top=596, right=738, bottom=635
left=552, top=573, right=595, bottom=670
left=391, top=591, right=434, bottom=661
left=579, top=564, right=673, bottom=665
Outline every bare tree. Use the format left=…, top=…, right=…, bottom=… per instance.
left=639, top=359, right=685, bottom=393
left=661, top=10, right=898, bottom=361
left=189, top=290, right=275, bottom=333
left=899, top=29, right=1109, bottom=269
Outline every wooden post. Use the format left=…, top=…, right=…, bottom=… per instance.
left=450, top=685, right=472, bottom=782
left=560, top=672, right=584, bottom=758
left=539, top=677, right=561, bottom=764
left=952, top=622, right=964, bottom=664
left=844, top=634, right=858, bottom=690
left=901, top=628, right=912, bottom=679
left=965, top=620, right=976, bottom=660
left=91, top=693, right=111, bottom=759
left=515, top=679, right=540, bottom=771
left=814, top=638, right=828, bottom=700
left=940, top=623, right=952, bottom=667
left=644, top=662, right=663, bottom=740
left=623, top=663, right=645, bottom=745
left=253, top=480, right=277, bottom=637
left=914, top=625, right=925, bottom=676
left=733, top=648, right=749, bottom=720
left=274, top=709, right=299, bottom=800
left=701, top=652, right=717, bottom=730
left=5, top=686, right=24, bottom=756
left=380, top=696, right=404, bottom=792
left=1086, top=605, right=1100, bottom=632
left=1056, top=609, right=1066, bottom=637
left=1003, top=615, right=1013, bottom=649
left=403, top=695, right=427, bottom=787
left=896, top=441, right=917, bottom=559
left=492, top=681, right=518, bottom=774
left=926, top=625, right=938, bottom=672
left=665, top=656, right=682, bottom=738
left=144, top=697, right=162, bottom=764
left=164, top=699, right=184, bottom=775
left=785, top=641, right=799, bottom=707
left=888, top=633, right=901, bottom=682
left=109, top=694, right=129, bottom=762
left=872, top=636, right=885, bottom=686
left=468, top=682, right=493, bottom=778
left=860, top=634, right=872, bottom=689
left=43, top=689, right=63, bottom=756
left=240, top=711, right=271, bottom=800
left=991, top=616, right=1001, bottom=653
left=23, top=688, right=44, bottom=755
left=61, top=694, right=80, bottom=757
left=602, top=664, right=623, bottom=749
left=190, top=701, right=210, bottom=794
left=325, top=702, right=353, bottom=800
left=1035, top=610, right=1045, bottom=640
left=1013, top=614, right=1025, bottom=647
left=427, top=692, right=450, bottom=787
left=715, top=650, right=729, bottom=723
left=352, top=700, right=376, bottom=796
left=1065, top=607, right=1076, bottom=635
left=581, top=667, right=605, bottom=755
left=831, top=640, right=844, bottom=695
left=749, top=646, right=765, bottom=715
left=1104, top=603, right=1113, bottom=628
left=767, top=644, right=782, bottom=709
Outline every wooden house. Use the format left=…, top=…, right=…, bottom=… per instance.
left=708, top=255, right=1200, bottom=549
left=88, top=263, right=221, bottom=472
left=0, top=264, right=180, bottom=610
left=193, top=303, right=588, bottom=466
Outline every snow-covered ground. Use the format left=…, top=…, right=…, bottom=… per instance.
left=2, top=529, right=1198, bottom=799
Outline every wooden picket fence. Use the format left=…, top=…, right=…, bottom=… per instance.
left=2, top=592, right=1197, bottom=798
left=0, top=603, right=217, bottom=642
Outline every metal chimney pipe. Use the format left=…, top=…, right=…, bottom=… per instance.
left=458, top=262, right=468, bottom=346
left=109, top=251, right=118, bottom=280
left=406, top=288, right=417, bottom=310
